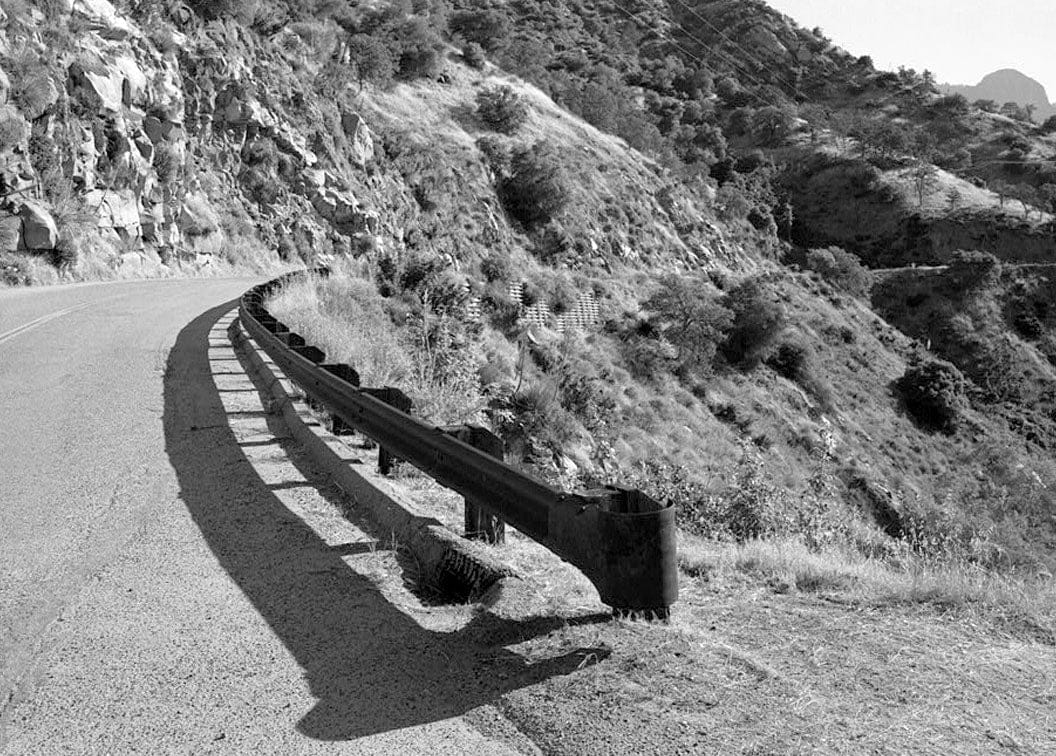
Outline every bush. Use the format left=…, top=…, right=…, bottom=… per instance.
left=805, top=246, right=872, bottom=298
left=449, top=8, right=510, bottom=52
left=476, top=134, right=511, bottom=175
left=720, top=277, right=785, bottom=366
left=392, top=16, right=444, bottom=80
left=947, top=249, right=1000, bottom=291
left=475, top=85, right=528, bottom=134
left=463, top=41, right=486, bottom=69
left=766, top=338, right=835, bottom=409
left=479, top=251, right=511, bottom=282
left=500, top=141, right=571, bottom=227
left=897, top=359, right=967, bottom=432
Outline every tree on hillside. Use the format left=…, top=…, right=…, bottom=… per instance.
left=449, top=8, right=511, bottom=52
left=644, top=274, right=732, bottom=375
left=911, top=160, right=939, bottom=208
left=1042, top=115, right=1056, bottom=134
left=500, top=141, right=571, bottom=227
left=476, top=85, right=528, bottom=134
left=347, top=34, right=395, bottom=91
left=751, top=105, right=797, bottom=146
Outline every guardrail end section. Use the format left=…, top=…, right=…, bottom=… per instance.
left=598, top=486, right=678, bottom=616
left=549, top=487, right=678, bottom=617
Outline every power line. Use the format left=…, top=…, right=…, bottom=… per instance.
left=606, top=0, right=776, bottom=111
left=667, top=0, right=801, bottom=93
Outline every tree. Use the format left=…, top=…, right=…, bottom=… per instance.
left=463, top=42, right=486, bottom=70
left=644, top=274, right=733, bottom=374
left=911, top=160, right=939, bottom=208
left=500, top=141, right=571, bottom=227
left=449, top=8, right=510, bottom=52
left=475, top=85, right=528, bottom=134
left=348, top=34, right=395, bottom=91
left=1041, top=115, right=1056, bottom=134
left=999, top=101, right=1029, bottom=121
left=720, top=277, right=785, bottom=367
left=897, top=360, right=966, bottom=433
left=750, top=105, right=796, bottom=146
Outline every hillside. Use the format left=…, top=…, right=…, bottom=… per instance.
left=1, top=0, right=1053, bottom=633
left=0, top=0, right=1054, bottom=749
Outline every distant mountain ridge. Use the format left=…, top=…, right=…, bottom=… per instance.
left=941, top=68, right=1056, bottom=120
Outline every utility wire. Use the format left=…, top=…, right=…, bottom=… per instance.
left=667, top=0, right=801, bottom=92
left=607, top=0, right=776, bottom=111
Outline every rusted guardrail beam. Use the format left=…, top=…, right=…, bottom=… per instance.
left=238, top=273, right=678, bottom=617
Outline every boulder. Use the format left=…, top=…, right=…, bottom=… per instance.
left=112, top=55, right=147, bottom=107
left=69, top=63, right=123, bottom=113
left=341, top=111, right=374, bottom=167
left=142, top=115, right=182, bottom=143
left=70, top=122, right=97, bottom=190
left=19, top=201, right=58, bottom=250
left=72, top=0, right=137, bottom=40
left=86, top=188, right=141, bottom=237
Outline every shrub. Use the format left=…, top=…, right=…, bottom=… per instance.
left=720, top=277, right=786, bottom=366
left=475, top=85, right=528, bottom=134
left=152, top=143, right=178, bottom=184
left=805, top=246, right=872, bottom=297
left=449, top=8, right=510, bottom=52
left=479, top=251, right=511, bottom=282
left=897, top=359, right=967, bottom=432
left=10, top=67, right=55, bottom=120
left=947, top=249, right=1000, bottom=291
left=463, top=41, right=486, bottom=70
left=392, top=16, right=444, bottom=80
left=500, top=141, right=571, bottom=227
left=477, top=134, right=511, bottom=175
left=0, top=110, right=27, bottom=151
left=766, top=338, right=835, bottom=410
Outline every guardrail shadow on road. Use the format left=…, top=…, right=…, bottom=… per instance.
left=162, top=302, right=610, bottom=741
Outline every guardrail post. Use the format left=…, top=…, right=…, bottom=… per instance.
left=360, top=387, right=413, bottom=474
left=320, top=364, right=360, bottom=435
left=443, top=425, right=507, bottom=545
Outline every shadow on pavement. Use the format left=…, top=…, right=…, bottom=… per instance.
left=163, top=302, right=609, bottom=741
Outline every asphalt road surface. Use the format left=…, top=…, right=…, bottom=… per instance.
left=0, top=279, right=548, bottom=754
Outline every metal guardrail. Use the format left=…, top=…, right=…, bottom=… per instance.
left=238, top=271, right=678, bottom=617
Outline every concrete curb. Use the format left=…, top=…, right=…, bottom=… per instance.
left=227, top=317, right=519, bottom=602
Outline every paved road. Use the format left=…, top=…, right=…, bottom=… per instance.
left=0, top=279, right=542, bottom=754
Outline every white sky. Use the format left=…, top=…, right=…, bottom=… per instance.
left=764, top=0, right=1056, bottom=100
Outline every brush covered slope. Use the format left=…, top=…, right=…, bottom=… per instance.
left=255, top=3, right=1056, bottom=576
left=3, top=2, right=1054, bottom=590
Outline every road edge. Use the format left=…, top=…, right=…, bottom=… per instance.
left=227, top=316, right=522, bottom=604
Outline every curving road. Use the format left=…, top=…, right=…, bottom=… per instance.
left=0, top=279, right=547, bottom=754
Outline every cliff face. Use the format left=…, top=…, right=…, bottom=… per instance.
left=0, top=0, right=754, bottom=286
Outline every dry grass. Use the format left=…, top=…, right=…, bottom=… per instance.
left=267, top=261, right=413, bottom=387
left=680, top=534, right=1056, bottom=642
